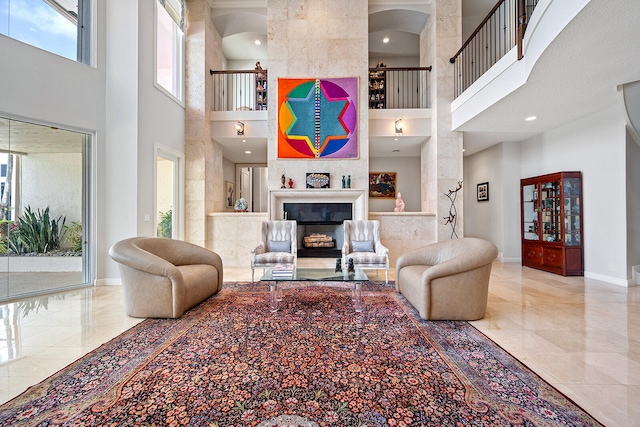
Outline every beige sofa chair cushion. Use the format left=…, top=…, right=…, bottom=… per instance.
left=109, top=237, right=223, bottom=318
left=395, top=237, right=498, bottom=320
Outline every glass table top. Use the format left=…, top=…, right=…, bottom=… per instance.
left=260, top=267, right=368, bottom=282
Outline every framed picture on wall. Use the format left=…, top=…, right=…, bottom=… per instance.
left=225, top=181, right=235, bottom=208
left=369, top=172, right=397, bottom=198
left=306, top=172, right=330, bottom=188
left=477, top=182, right=489, bottom=202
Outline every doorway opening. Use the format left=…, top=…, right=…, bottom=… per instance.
left=0, top=117, right=91, bottom=301
left=155, top=145, right=184, bottom=239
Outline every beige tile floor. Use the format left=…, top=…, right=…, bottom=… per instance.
left=1, top=260, right=639, bottom=426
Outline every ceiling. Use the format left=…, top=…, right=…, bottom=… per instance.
left=0, top=119, right=84, bottom=154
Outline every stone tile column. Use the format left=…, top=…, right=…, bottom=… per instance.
left=421, top=0, right=463, bottom=241
left=185, top=0, right=224, bottom=247
left=266, top=0, right=370, bottom=214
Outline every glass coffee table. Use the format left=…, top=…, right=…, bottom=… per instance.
left=260, top=267, right=368, bottom=313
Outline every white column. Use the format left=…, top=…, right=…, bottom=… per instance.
left=421, top=0, right=464, bottom=241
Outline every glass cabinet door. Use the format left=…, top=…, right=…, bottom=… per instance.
left=540, top=180, right=561, bottom=242
left=522, top=183, right=538, bottom=240
left=563, top=177, right=581, bottom=246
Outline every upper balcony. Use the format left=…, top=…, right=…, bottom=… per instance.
left=209, top=67, right=431, bottom=113
left=209, top=67, right=432, bottom=163
left=450, top=0, right=640, bottom=155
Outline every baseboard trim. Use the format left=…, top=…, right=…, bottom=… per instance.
left=497, top=253, right=521, bottom=263
left=584, top=271, right=633, bottom=287
left=96, top=278, right=122, bottom=286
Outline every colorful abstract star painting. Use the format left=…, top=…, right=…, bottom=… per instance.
left=278, top=77, right=358, bottom=159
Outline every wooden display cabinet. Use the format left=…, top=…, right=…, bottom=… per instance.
left=521, top=171, right=583, bottom=276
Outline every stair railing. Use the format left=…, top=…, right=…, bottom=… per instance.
left=450, top=0, right=539, bottom=98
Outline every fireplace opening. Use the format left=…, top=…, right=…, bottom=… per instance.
left=283, top=203, right=352, bottom=258
left=283, top=202, right=352, bottom=224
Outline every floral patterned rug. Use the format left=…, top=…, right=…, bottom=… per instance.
left=0, top=282, right=602, bottom=426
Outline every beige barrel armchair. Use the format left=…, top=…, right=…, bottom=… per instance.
left=109, top=237, right=223, bottom=318
left=395, top=237, right=498, bottom=320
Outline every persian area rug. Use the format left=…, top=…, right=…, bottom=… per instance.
left=1, top=282, right=602, bottom=427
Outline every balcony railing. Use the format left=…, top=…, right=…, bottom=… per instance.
left=368, top=67, right=431, bottom=109
left=210, top=67, right=432, bottom=112
left=210, top=69, right=268, bottom=112
left=450, top=0, right=539, bottom=98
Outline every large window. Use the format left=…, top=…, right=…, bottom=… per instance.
left=0, top=0, right=92, bottom=64
left=155, top=0, right=184, bottom=103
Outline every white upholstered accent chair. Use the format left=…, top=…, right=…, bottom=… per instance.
left=251, top=220, right=297, bottom=281
left=342, top=220, right=389, bottom=283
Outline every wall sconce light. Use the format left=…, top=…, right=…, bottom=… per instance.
left=235, top=121, right=245, bottom=136
left=395, top=119, right=404, bottom=135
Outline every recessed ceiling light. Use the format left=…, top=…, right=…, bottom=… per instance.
left=393, top=138, right=398, bottom=141
left=254, top=40, right=261, bottom=45
left=242, top=139, right=247, bottom=143
left=383, top=37, right=390, bottom=44
left=244, top=150, right=252, bottom=154
left=525, top=116, right=537, bottom=121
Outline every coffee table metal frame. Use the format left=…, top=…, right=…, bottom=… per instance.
left=259, top=267, right=368, bottom=313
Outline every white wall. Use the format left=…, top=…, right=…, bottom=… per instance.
left=369, top=156, right=421, bottom=212
left=522, top=106, right=628, bottom=283
left=1, top=1, right=186, bottom=281
left=21, top=154, right=82, bottom=224
left=463, top=141, right=521, bottom=260
left=104, top=0, right=139, bottom=280
left=103, top=1, right=186, bottom=279
left=368, top=57, right=420, bottom=67
left=136, top=0, right=186, bottom=236
left=627, top=130, right=640, bottom=281
left=227, top=59, right=267, bottom=70
left=464, top=144, right=504, bottom=252
left=464, top=106, right=630, bottom=283
left=0, top=2, right=107, bottom=280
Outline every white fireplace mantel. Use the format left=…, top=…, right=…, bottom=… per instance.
left=269, top=189, right=367, bottom=221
